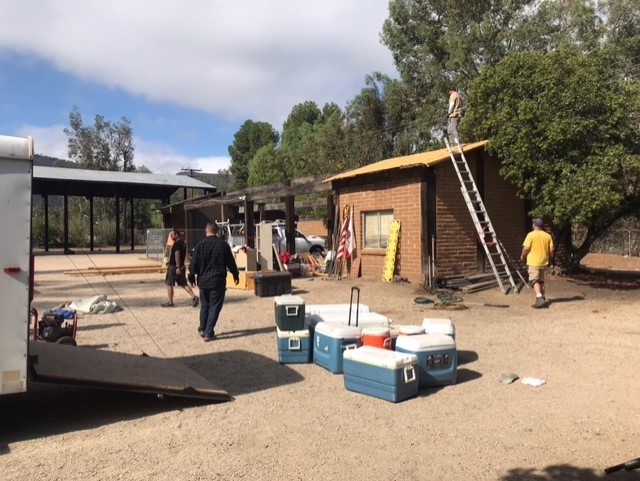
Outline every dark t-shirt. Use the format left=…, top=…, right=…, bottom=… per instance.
left=169, top=238, right=187, bottom=267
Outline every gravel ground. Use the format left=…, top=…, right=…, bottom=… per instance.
left=1, top=251, right=639, bottom=481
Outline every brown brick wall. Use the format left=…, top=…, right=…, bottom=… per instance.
left=334, top=150, right=526, bottom=283
left=483, top=153, right=526, bottom=263
left=337, top=174, right=424, bottom=283
left=434, top=159, right=478, bottom=277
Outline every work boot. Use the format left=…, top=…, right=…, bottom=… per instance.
left=533, top=297, right=546, bottom=308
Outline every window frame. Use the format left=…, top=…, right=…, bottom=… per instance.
left=361, top=209, right=394, bottom=250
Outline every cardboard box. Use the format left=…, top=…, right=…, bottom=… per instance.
left=234, top=249, right=257, bottom=271
left=226, top=271, right=255, bottom=290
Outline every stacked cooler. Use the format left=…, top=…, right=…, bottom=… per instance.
left=274, top=295, right=311, bottom=364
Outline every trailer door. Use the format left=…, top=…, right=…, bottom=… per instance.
left=0, top=135, right=33, bottom=395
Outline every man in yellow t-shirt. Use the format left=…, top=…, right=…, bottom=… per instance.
left=521, top=218, right=554, bottom=308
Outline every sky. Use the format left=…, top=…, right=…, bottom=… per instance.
left=0, top=1, right=396, bottom=175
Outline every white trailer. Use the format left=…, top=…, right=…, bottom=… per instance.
left=0, top=135, right=33, bottom=395
left=0, top=135, right=229, bottom=402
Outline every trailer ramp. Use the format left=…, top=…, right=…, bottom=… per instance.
left=29, top=341, right=231, bottom=402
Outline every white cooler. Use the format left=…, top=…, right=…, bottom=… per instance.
left=422, top=318, right=455, bottom=339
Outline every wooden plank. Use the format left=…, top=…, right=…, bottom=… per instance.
left=65, top=266, right=165, bottom=276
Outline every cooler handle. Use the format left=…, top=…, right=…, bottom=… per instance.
left=383, top=337, right=392, bottom=350
left=288, top=337, right=301, bottom=351
left=403, top=365, right=417, bottom=384
left=343, top=343, right=358, bottom=351
left=285, top=306, right=299, bottom=317
left=348, top=286, right=360, bottom=327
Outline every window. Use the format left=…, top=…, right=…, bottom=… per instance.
left=362, top=210, right=393, bottom=249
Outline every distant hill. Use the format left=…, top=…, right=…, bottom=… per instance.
left=34, top=154, right=78, bottom=168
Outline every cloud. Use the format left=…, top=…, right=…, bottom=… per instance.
left=134, top=138, right=230, bottom=175
left=14, top=123, right=229, bottom=174
left=15, top=123, right=68, bottom=159
left=0, top=1, right=395, bottom=126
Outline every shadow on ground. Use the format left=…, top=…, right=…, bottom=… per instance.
left=499, top=463, right=640, bottom=480
left=0, top=350, right=302, bottom=448
left=564, top=268, right=640, bottom=291
left=182, top=349, right=304, bottom=397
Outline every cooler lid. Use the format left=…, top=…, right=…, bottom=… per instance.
left=343, top=346, right=418, bottom=369
left=276, top=327, right=310, bottom=339
left=315, top=312, right=391, bottom=327
left=274, top=295, right=305, bottom=306
left=396, top=333, right=456, bottom=351
left=306, top=303, right=370, bottom=314
left=399, top=325, right=425, bottom=335
left=422, top=318, right=455, bottom=334
left=361, top=326, right=391, bottom=336
left=314, top=321, right=361, bottom=339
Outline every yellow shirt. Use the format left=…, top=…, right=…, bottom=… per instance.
left=523, top=230, right=554, bottom=267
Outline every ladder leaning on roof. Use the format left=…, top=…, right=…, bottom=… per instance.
left=444, top=138, right=518, bottom=294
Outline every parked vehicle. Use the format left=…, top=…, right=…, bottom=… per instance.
left=270, top=221, right=326, bottom=255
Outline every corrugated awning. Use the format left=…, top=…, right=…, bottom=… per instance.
left=323, top=140, right=488, bottom=183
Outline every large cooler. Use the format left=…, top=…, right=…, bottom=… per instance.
left=343, top=346, right=419, bottom=403
left=276, top=327, right=312, bottom=364
left=307, top=312, right=391, bottom=332
left=313, top=322, right=361, bottom=374
left=395, top=334, right=457, bottom=388
left=274, top=294, right=305, bottom=331
left=306, top=303, right=370, bottom=316
left=254, top=271, right=292, bottom=297
left=422, top=318, right=455, bottom=339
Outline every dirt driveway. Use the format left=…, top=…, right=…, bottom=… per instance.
left=1, top=252, right=639, bottom=481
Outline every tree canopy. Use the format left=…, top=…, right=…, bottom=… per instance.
left=228, top=120, right=279, bottom=189
left=64, top=106, right=135, bottom=172
left=465, top=48, right=640, bottom=269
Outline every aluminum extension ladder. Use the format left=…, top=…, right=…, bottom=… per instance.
left=444, top=138, right=518, bottom=294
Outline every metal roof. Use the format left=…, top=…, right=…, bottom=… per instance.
left=323, top=140, right=489, bottom=182
left=33, top=165, right=216, bottom=200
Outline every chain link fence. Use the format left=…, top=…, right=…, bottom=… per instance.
left=573, top=228, right=640, bottom=257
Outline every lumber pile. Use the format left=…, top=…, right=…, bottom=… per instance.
left=441, top=273, right=499, bottom=293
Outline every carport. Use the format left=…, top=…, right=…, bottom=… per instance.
left=32, top=166, right=216, bottom=253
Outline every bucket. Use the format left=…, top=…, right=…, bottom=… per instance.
left=398, top=325, right=425, bottom=336
left=362, top=326, right=392, bottom=350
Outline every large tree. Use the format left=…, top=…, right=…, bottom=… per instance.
left=380, top=0, right=637, bottom=143
left=465, top=49, right=640, bottom=271
left=64, top=106, right=135, bottom=172
left=228, top=120, right=279, bottom=189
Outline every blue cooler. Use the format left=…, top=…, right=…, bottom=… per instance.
left=276, top=327, right=312, bottom=364
left=422, top=318, right=455, bottom=339
left=395, top=334, right=457, bottom=388
left=313, top=322, right=361, bottom=374
left=343, top=346, right=419, bottom=403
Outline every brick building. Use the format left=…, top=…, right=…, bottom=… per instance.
left=325, top=141, right=527, bottom=284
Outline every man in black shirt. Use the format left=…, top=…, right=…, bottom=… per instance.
left=162, top=228, right=198, bottom=307
left=188, top=222, right=239, bottom=341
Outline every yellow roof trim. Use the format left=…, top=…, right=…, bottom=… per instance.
left=323, top=140, right=489, bottom=183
